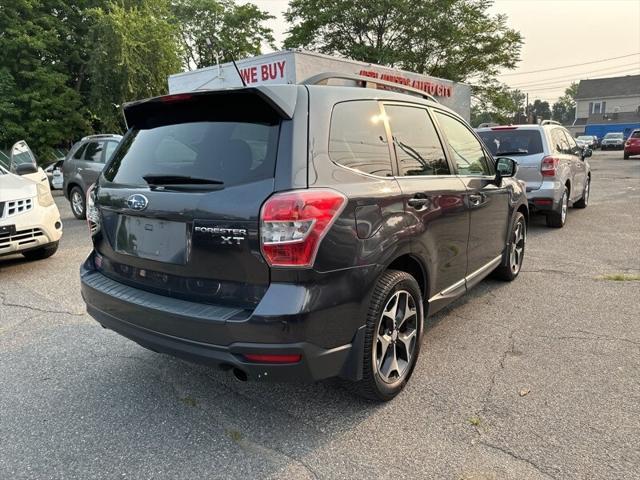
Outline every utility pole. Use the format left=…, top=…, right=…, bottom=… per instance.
left=526, top=92, right=529, bottom=124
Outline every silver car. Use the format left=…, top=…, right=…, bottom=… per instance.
left=477, top=120, right=591, bottom=228
left=62, top=134, right=122, bottom=219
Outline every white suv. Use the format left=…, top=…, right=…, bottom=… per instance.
left=477, top=120, right=591, bottom=228
left=0, top=141, right=63, bottom=260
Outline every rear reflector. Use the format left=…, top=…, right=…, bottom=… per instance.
left=260, top=189, right=347, bottom=267
left=243, top=354, right=302, bottom=364
left=541, top=156, right=559, bottom=177
left=533, top=198, right=553, bottom=206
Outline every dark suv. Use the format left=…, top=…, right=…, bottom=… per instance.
left=80, top=79, right=528, bottom=401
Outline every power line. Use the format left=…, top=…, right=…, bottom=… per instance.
left=509, top=62, right=640, bottom=87
left=512, top=68, right=640, bottom=91
left=523, top=69, right=640, bottom=92
left=499, top=52, right=640, bottom=76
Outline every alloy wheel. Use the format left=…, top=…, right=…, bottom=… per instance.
left=72, top=191, right=83, bottom=216
left=375, top=290, right=418, bottom=384
left=509, top=220, right=526, bottom=274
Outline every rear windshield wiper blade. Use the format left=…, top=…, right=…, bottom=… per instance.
left=496, top=150, right=528, bottom=156
left=143, top=174, right=224, bottom=186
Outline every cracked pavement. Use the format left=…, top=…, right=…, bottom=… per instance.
left=1, top=150, right=639, bottom=479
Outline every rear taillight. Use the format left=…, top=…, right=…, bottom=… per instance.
left=86, top=184, right=101, bottom=236
left=541, top=156, right=559, bottom=177
left=260, top=189, right=347, bottom=267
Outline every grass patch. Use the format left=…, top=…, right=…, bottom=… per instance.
left=468, top=416, right=481, bottom=427
left=597, top=273, right=640, bottom=282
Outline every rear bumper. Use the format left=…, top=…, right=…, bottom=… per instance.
left=80, top=252, right=368, bottom=382
left=525, top=180, right=562, bottom=212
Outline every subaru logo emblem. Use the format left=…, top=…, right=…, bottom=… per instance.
left=126, top=194, right=148, bottom=211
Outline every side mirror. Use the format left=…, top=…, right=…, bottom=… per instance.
left=15, top=163, right=38, bottom=176
left=582, top=148, right=592, bottom=159
left=10, top=140, right=38, bottom=174
left=495, top=157, right=517, bottom=183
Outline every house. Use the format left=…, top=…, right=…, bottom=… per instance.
left=573, top=74, right=640, bottom=139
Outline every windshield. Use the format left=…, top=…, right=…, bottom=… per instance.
left=577, top=136, right=591, bottom=141
left=604, top=133, right=623, bottom=139
left=104, top=121, right=280, bottom=188
left=478, top=129, right=543, bottom=156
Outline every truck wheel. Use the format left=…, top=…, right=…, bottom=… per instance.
left=574, top=178, right=590, bottom=209
left=22, top=242, right=59, bottom=261
left=546, top=187, right=568, bottom=228
left=350, top=270, right=423, bottom=402
left=70, top=186, right=86, bottom=219
left=493, top=212, right=526, bottom=281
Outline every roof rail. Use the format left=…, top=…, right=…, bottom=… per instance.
left=301, top=72, right=439, bottom=103
left=540, top=120, right=561, bottom=126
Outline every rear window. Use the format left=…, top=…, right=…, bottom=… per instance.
left=631, top=131, right=640, bottom=139
left=104, top=121, right=279, bottom=187
left=478, top=129, right=543, bottom=156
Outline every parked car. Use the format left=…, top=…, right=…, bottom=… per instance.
left=576, top=135, right=598, bottom=149
left=601, top=132, right=625, bottom=150
left=624, top=129, right=640, bottom=159
left=575, top=137, right=589, bottom=149
left=44, top=159, right=64, bottom=190
left=79, top=80, right=529, bottom=401
left=62, top=134, right=122, bottom=219
left=1, top=141, right=62, bottom=260
left=477, top=120, right=591, bottom=228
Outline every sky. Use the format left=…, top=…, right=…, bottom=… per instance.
left=245, top=0, right=640, bottom=104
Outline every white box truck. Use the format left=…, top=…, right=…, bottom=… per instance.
left=168, top=49, right=472, bottom=120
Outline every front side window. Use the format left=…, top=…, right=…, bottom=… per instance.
left=434, top=111, right=492, bottom=176
left=385, top=105, right=450, bottom=176
left=72, top=143, right=87, bottom=160
left=329, top=101, right=393, bottom=177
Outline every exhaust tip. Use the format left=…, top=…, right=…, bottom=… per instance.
left=232, top=368, right=248, bottom=382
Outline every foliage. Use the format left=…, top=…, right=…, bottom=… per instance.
left=552, top=82, right=578, bottom=124
left=0, top=0, right=89, bottom=160
left=87, top=0, right=182, bottom=132
left=471, top=82, right=525, bottom=126
left=284, top=0, right=523, bottom=82
left=172, top=0, right=275, bottom=70
left=528, top=99, right=551, bottom=122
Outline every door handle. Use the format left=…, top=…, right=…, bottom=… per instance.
left=468, top=193, right=484, bottom=207
left=407, top=196, right=429, bottom=209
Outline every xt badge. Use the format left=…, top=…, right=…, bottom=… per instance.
left=194, top=225, right=247, bottom=245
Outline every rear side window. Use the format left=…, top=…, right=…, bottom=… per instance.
left=329, top=101, right=393, bottom=177
left=104, top=122, right=279, bottom=187
left=385, top=105, right=450, bottom=176
left=551, top=129, right=570, bottom=154
left=104, top=141, right=119, bottom=162
left=478, top=129, right=543, bottom=156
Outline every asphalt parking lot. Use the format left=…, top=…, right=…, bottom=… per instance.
left=1, top=150, right=639, bottom=480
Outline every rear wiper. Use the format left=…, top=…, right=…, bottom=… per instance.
left=143, top=174, right=224, bottom=185
left=496, top=150, right=528, bottom=156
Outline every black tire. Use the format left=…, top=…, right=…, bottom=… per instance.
left=349, top=270, right=424, bottom=402
left=573, top=177, right=590, bottom=209
left=546, top=187, right=568, bottom=228
left=69, top=186, right=86, bottom=219
left=493, top=212, right=526, bottom=281
left=22, top=242, right=58, bottom=261
left=624, top=152, right=630, bottom=160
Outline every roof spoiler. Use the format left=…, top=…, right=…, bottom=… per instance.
left=123, top=85, right=298, bottom=128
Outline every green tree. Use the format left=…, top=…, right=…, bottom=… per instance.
left=552, top=82, right=578, bottom=124
left=0, top=0, right=89, bottom=160
left=528, top=99, right=551, bottom=122
left=284, top=0, right=523, bottom=82
left=471, top=82, right=524, bottom=126
left=172, top=0, right=275, bottom=69
left=87, top=0, right=183, bottom=132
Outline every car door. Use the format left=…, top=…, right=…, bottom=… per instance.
left=80, top=141, right=106, bottom=187
left=562, top=130, right=586, bottom=201
left=432, top=110, right=510, bottom=280
left=383, top=103, right=469, bottom=303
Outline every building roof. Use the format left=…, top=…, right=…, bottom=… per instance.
left=575, top=74, right=640, bottom=99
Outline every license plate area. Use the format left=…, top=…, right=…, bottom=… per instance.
left=114, top=215, right=187, bottom=264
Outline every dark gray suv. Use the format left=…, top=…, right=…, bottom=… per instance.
left=63, top=134, right=122, bottom=219
left=79, top=77, right=528, bottom=401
